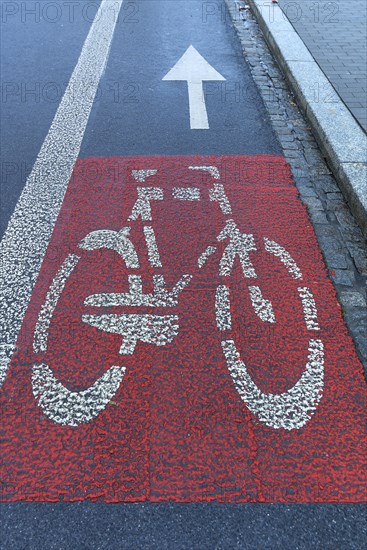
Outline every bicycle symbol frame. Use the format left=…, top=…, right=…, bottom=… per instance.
left=7, top=165, right=325, bottom=430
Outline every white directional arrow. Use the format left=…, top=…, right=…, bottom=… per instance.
left=162, top=45, right=226, bottom=130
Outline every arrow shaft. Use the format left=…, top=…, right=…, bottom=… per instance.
left=187, top=81, right=209, bottom=130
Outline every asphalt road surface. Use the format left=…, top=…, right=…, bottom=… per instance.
left=1, top=1, right=366, bottom=548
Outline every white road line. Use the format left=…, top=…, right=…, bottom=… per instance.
left=0, top=0, right=124, bottom=388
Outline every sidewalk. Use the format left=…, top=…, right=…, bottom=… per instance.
left=278, top=0, right=367, bottom=133
left=245, top=0, right=367, bottom=236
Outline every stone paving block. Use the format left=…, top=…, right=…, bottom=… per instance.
left=327, top=254, right=349, bottom=270
left=340, top=291, right=367, bottom=308
left=302, top=197, right=324, bottom=210
left=331, top=269, right=355, bottom=287
left=309, top=210, right=329, bottom=224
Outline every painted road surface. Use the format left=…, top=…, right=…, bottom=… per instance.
left=1, top=0, right=366, bottom=509
left=2, top=156, right=367, bottom=502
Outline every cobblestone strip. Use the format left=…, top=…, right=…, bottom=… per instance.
left=225, top=0, right=367, bottom=372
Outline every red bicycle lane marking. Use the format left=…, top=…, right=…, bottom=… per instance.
left=1, top=155, right=366, bottom=502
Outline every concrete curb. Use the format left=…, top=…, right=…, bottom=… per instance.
left=243, top=0, right=367, bottom=236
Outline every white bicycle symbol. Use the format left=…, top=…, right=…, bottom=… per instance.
left=30, top=166, right=324, bottom=430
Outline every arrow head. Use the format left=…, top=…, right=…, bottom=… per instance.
left=162, top=45, right=225, bottom=82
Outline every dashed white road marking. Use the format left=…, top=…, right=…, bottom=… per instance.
left=0, top=0, right=124, bottom=388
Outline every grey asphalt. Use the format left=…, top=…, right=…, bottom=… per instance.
left=79, top=0, right=280, bottom=156
left=278, top=0, right=367, bottom=133
left=0, top=4, right=92, bottom=237
left=1, top=503, right=367, bottom=549
left=0, top=0, right=366, bottom=548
